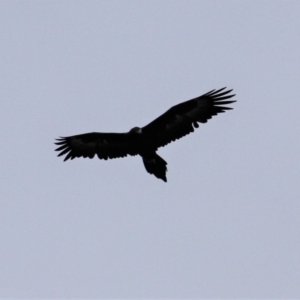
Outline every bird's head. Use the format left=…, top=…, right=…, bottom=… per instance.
left=129, top=127, right=142, bottom=134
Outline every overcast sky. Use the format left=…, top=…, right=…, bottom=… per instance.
left=1, top=0, right=300, bottom=298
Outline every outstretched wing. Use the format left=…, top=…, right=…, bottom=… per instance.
left=142, top=87, right=236, bottom=149
left=55, top=132, right=138, bottom=161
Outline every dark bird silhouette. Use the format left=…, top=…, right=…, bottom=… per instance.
left=55, top=87, right=236, bottom=182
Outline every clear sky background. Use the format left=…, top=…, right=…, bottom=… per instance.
left=1, top=0, right=300, bottom=298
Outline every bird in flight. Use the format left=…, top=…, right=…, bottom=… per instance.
left=55, top=87, right=236, bottom=182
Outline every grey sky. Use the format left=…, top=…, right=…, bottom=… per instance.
left=1, top=0, right=300, bottom=298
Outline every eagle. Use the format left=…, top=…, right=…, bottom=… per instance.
left=55, top=87, right=236, bottom=182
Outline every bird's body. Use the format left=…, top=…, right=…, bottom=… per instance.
left=55, top=88, right=236, bottom=182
